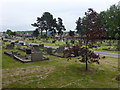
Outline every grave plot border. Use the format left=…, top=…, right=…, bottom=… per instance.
left=4, top=51, right=49, bottom=63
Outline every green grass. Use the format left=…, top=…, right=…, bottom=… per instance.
left=2, top=47, right=119, bottom=88
left=2, top=39, right=119, bottom=88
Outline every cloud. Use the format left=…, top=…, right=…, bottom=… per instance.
left=0, top=0, right=119, bottom=31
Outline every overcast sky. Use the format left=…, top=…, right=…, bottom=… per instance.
left=0, top=0, right=119, bottom=32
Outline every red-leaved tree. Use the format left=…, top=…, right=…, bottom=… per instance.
left=81, top=8, right=106, bottom=71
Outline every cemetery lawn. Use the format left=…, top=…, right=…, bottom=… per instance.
left=2, top=50, right=118, bottom=88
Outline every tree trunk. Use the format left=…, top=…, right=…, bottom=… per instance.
left=41, top=30, right=42, bottom=38
left=85, top=41, right=88, bottom=71
left=46, top=29, right=48, bottom=39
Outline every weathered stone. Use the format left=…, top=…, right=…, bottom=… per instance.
left=47, top=48, right=52, bottom=54
left=56, top=46, right=65, bottom=53
left=32, top=47, right=40, bottom=52
left=31, top=52, right=43, bottom=61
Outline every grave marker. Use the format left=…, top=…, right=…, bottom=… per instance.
left=47, top=48, right=52, bottom=54
left=56, top=46, right=65, bottom=53
left=31, top=52, right=43, bottom=61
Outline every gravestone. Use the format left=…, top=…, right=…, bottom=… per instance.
left=11, top=51, right=18, bottom=55
left=71, top=40, right=75, bottom=44
left=31, top=52, right=43, bottom=61
left=6, top=44, right=14, bottom=49
left=47, top=48, right=52, bottom=54
left=16, top=43, right=21, bottom=49
left=24, top=41, right=29, bottom=46
left=56, top=46, right=65, bottom=53
left=3, top=40, right=8, bottom=42
left=32, top=44, right=39, bottom=47
left=15, top=40, right=19, bottom=43
left=39, top=44, right=44, bottom=48
left=32, top=46, right=40, bottom=52
left=19, top=42, right=24, bottom=46
left=11, top=42, right=15, bottom=47
left=52, top=40, right=56, bottom=43
left=66, top=41, right=68, bottom=45
left=26, top=48, right=31, bottom=54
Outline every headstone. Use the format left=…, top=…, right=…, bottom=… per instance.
left=15, top=41, right=19, bottom=43
left=52, top=40, right=56, bottom=43
left=6, top=44, right=14, bottom=49
left=66, top=41, right=68, bottom=45
left=19, top=42, right=24, bottom=46
left=39, top=44, right=44, bottom=48
left=33, top=47, right=40, bottom=52
left=26, top=49, right=31, bottom=54
left=71, top=40, right=75, bottom=44
left=32, top=44, right=39, bottom=47
left=11, top=51, right=18, bottom=55
left=3, top=40, right=8, bottom=42
left=11, top=42, right=15, bottom=47
left=24, top=41, right=29, bottom=46
left=31, top=52, right=43, bottom=61
left=47, top=48, right=52, bottom=54
left=56, top=46, right=65, bottom=53
left=16, top=43, right=21, bottom=49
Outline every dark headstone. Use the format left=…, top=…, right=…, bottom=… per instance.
left=15, top=41, right=19, bottom=43
left=71, top=40, right=75, bottom=44
left=11, top=42, right=15, bottom=47
left=52, top=40, right=56, bottom=43
left=26, top=49, right=31, bottom=54
left=6, top=44, right=14, bottom=49
left=39, top=44, right=44, bottom=48
left=47, top=48, right=52, bottom=54
left=11, top=51, right=18, bottom=55
left=19, top=42, right=24, bottom=46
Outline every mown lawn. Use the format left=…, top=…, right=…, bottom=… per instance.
left=2, top=49, right=119, bottom=88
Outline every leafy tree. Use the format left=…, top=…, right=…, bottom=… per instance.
left=49, top=18, right=57, bottom=38
left=6, top=29, right=12, bottom=35
left=99, top=4, right=120, bottom=39
left=32, top=29, right=39, bottom=37
left=76, top=17, right=85, bottom=38
left=32, top=12, right=57, bottom=38
left=81, top=8, right=106, bottom=71
left=115, top=33, right=120, bottom=40
left=31, top=17, right=44, bottom=38
left=56, top=17, right=66, bottom=36
left=41, top=12, right=55, bottom=37
left=11, top=32, right=16, bottom=36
